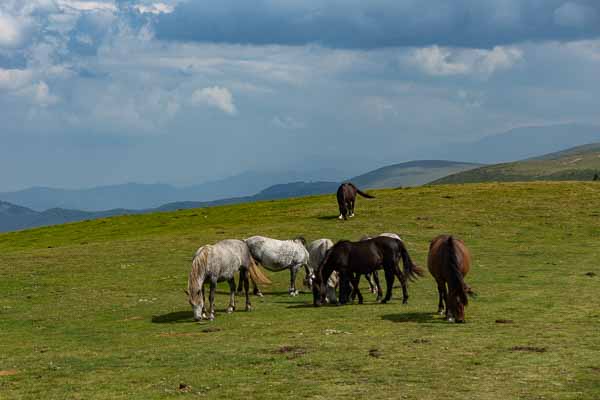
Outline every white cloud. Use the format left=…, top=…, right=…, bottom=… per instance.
left=271, top=115, right=305, bottom=130
left=134, top=3, right=174, bottom=15
left=56, top=0, right=117, bottom=12
left=33, top=81, right=59, bottom=106
left=410, top=45, right=522, bottom=77
left=0, top=12, right=30, bottom=48
left=0, top=68, right=33, bottom=90
left=191, top=86, right=237, bottom=115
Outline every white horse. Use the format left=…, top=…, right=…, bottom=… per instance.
left=186, top=239, right=270, bottom=321
left=245, top=235, right=312, bottom=296
left=307, top=239, right=337, bottom=303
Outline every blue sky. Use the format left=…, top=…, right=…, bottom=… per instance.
left=1, top=0, right=600, bottom=190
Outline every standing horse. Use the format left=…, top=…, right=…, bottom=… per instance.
left=245, top=236, right=312, bottom=296
left=307, top=238, right=336, bottom=303
left=186, top=239, right=270, bottom=321
left=360, top=233, right=403, bottom=295
left=337, top=182, right=375, bottom=220
left=313, top=236, right=423, bottom=306
left=427, top=235, right=474, bottom=323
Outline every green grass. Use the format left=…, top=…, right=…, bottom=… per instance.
left=433, top=143, right=600, bottom=184
left=1, top=182, right=599, bottom=399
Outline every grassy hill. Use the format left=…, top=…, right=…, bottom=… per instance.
left=1, top=182, right=599, bottom=399
left=432, top=143, right=600, bottom=184
left=350, top=160, right=483, bottom=189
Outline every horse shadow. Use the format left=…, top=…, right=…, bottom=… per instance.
left=381, top=312, right=440, bottom=324
left=151, top=311, right=194, bottom=324
left=317, top=215, right=339, bottom=220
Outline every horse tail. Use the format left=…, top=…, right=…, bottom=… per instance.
left=248, top=256, right=271, bottom=285
left=348, top=183, right=375, bottom=199
left=398, top=240, right=424, bottom=281
left=446, top=236, right=469, bottom=305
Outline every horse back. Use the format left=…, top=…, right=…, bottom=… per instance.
left=428, top=235, right=470, bottom=278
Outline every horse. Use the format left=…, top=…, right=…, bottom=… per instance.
left=427, top=235, right=475, bottom=323
left=360, top=233, right=403, bottom=295
left=186, top=239, right=270, bottom=321
left=312, top=236, right=423, bottom=306
left=245, top=235, right=312, bottom=296
left=336, top=182, right=375, bottom=220
left=307, top=238, right=337, bottom=303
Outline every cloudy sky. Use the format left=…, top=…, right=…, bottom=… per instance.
left=1, top=0, right=600, bottom=190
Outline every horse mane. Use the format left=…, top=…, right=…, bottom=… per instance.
left=446, top=236, right=468, bottom=305
left=189, top=245, right=211, bottom=294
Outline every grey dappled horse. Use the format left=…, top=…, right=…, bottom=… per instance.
left=245, top=235, right=312, bottom=296
left=186, top=239, right=270, bottom=321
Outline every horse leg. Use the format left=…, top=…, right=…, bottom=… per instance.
left=349, top=199, right=355, bottom=217
left=350, top=274, right=363, bottom=304
left=227, top=278, right=236, bottom=313
left=394, top=267, right=409, bottom=304
left=436, top=280, right=447, bottom=316
left=208, top=280, right=216, bottom=321
left=289, top=265, right=300, bottom=296
left=201, top=286, right=207, bottom=319
left=236, top=273, right=243, bottom=294
left=338, top=272, right=350, bottom=304
left=381, top=268, right=395, bottom=304
left=372, top=271, right=383, bottom=302
left=241, top=269, right=252, bottom=312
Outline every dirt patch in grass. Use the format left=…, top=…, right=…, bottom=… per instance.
left=510, top=346, right=547, bottom=353
left=178, top=383, right=192, bottom=392
left=413, top=338, right=431, bottom=344
left=495, top=319, right=514, bottom=324
left=202, top=327, right=222, bottom=333
left=276, top=346, right=307, bottom=359
left=369, top=349, right=382, bottom=358
left=584, top=272, right=596, bottom=277
left=159, top=327, right=221, bottom=337
left=0, top=370, right=18, bottom=376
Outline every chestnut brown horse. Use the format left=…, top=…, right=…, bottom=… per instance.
left=428, top=235, right=474, bottom=323
left=336, top=182, right=374, bottom=220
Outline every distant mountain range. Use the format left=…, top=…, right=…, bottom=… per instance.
left=433, top=123, right=600, bottom=164
left=432, top=143, right=600, bottom=184
left=0, top=160, right=477, bottom=232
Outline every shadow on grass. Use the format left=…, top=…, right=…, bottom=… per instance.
left=317, top=215, right=339, bottom=220
left=152, top=311, right=194, bottom=324
left=381, top=312, right=439, bottom=324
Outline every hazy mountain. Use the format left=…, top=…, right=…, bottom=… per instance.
left=349, top=160, right=483, bottom=189
left=0, top=168, right=345, bottom=212
left=436, top=124, right=600, bottom=164
left=432, top=143, right=600, bottom=184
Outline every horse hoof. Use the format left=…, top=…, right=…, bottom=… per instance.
left=226, top=307, right=234, bottom=314
left=438, top=310, right=445, bottom=316
left=256, top=292, right=264, bottom=298
left=245, top=306, right=252, bottom=312
left=338, top=215, right=343, bottom=220
left=456, top=319, right=465, bottom=324
left=447, top=317, right=455, bottom=323
left=402, top=298, right=408, bottom=305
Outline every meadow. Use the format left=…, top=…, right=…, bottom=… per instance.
left=1, top=182, right=599, bottom=399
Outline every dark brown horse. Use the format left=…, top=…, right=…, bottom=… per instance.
left=427, top=235, right=474, bottom=323
left=312, top=236, right=423, bottom=306
left=336, top=182, right=374, bottom=220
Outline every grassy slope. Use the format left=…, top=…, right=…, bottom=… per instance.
left=433, top=143, right=600, bottom=184
left=1, top=182, right=599, bottom=399
left=351, top=161, right=483, bottom=189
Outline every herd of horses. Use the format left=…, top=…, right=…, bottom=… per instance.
left=186, top=183, right=475, bottom=323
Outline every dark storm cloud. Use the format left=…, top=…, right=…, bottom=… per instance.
left=155, top=0, right=600, bottom=49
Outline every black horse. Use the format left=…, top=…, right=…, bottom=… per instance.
left=336, top=183, right=374, bottom=220
left=312, top=236, right=423, bottom=306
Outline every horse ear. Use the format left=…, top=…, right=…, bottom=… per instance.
left=184, top=289, right=189, bottom=296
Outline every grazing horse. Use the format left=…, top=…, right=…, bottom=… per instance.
left=245, top=236, right=312, bottom=296
left=186, top=239, right=270, bottom=321
left=312, top=236, right=423, bottom=306
left=307, top=239, right=336, bottom=303
left=428, top=235, right=474, bottom=323
left=360, top=233, right=403, bottom=296
left=336, top=182, right=375, bottom=220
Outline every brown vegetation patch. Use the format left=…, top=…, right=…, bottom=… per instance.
left=510, top=346, right=547, bottom=353
left=584, top=272, right=596, bottom=277
left=0, top=370, right=18, bottom=376
left=178, top=383, right=191, bottom=392
left=413, top=338, right=431, bottom=344
left=276, top=346, right=307, bottom=359
left=495, top=319, right=514, bottom=324
left=369, top=349, right=382, bottom=358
